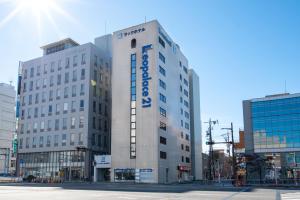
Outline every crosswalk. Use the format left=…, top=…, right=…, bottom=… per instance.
left=281, top=192, right=300, bottom=200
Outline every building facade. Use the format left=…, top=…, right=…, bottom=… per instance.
left=189, top=69, right=203, bottom=180
left=0, top=83, right=16, bottom=174
left=110, top=20, right=201, bottom=183
left=16, top=37, right=112, bottom=182
left=243, top=93, right=300, bottom=181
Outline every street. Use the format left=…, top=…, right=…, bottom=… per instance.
left=0, top=183, right=299, bottom=200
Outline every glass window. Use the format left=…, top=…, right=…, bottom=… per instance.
left=159, top=52, right=165, bottom=63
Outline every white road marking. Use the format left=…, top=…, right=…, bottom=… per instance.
left=281, top=192, right=300, bottom=200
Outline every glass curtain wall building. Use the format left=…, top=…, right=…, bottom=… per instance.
left=243, top=93, right=300, bottom=181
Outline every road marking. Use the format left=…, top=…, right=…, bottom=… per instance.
left=281, top=192, right=300, bottom=200
left=222, top=187, right=251, bottom=200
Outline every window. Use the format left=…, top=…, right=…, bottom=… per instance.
left=184, top=89, right=189, bottom=97
left=71, top=117, right=76, bottom=128
left=159, top=65, right=165, bottom=76
left=78, top=133, right=83, bottom=145
left=63, top=118, right=67, bottom=129
left=48, top=105, right=52, bottom=115
left=93, top=101, right=96, bottom=112
left=159, top=52, right=165, bottom=63
left=81, top=69, right=85, bottom=80
left=73, top=55, right=78, bottom=66
left=181, top=144, right=184, bottom=150
left=70, top=133, right=75, bottom=145
left=35, top=93, right=39, bottom=103
left=64, top=87, right=68, bottom=98
left=131, top=38, right=136, bottom=48
left=37, top=66, right=41, bottom=75
left=185, top=122, right=189, bottom=130
left=65, top=57, right=70, bottom=68
left=19, top=138, right=23, bottom=149
left=36, top=79, right=41, bottom=89
left=80, top=84, right=84, bottom=95
left=159, top=93, right=166, bottom=103
left=160, top=136, right=167, bottom=145
left=79, top=116, right=84, bottom=128
left=50, top=62, right=55, bottom=72
left=160, top=121, right=166, bottom=131
left=80, top=100, right=84, bottom=111
left=184, top=79, right=188, bottom=86
left=63, top=102, right=68, bottom=112
left=72, top=70, right=77, bottom=81
left=40, top=121, right=45, bottom=131
left=34, top=107, right=38, bottom=117
left=183, top=66, right=188, bottom=74
left=186, top=157, right=190, bottom=163
left=81, top=53, right=86, bottom=65
left=71, top=101, right=76, bottom=112
left=54, top=135, right=58, bottom=147
left=55, top=119, right=59, bottom=130
left=32, top=137, right=36, bottom=148
left=98, top=135, right=102, bottom=147
left=56, top=89, right=61, bottom=99
left=160, top=151, right=167, bottom=159
left=47, top=120, right=52, bottom=130
left=159, top=79, right=166, bottom=90
left=185, top=134, right=190, bottom=141
left=186, top=145, right=190, bottom=152
left=184, top=111, right=189, bottom=119
left=158, top=37, right=165, bottom=48
left=184, top=100, right=189, bottom=108
left=58, top=60, right=61, bottom=70
left=160, top=107, right=166, bottom=117
left=46, top=136, right=51, bottom=147
left=44, top=64, right=47, bottom=74
left=55, top=103, right=60, bottom=114
left=30, top=67, right=34, bottom=77
left=43, top=78, right=47, bottom=87
left=92, top=133, right=96, bottom=145
left=72, top=85, right=76, bottom=97
left=49, top=75, right=54, bottom=86
left=25, top=137, right=29, bottom=148
left=65, top=72, right=69, bottom=83
left=57, top=74, right=61, bottom=85
left=39, top=136, right=44, bottom=147
left=62, top=134, right=66, bottom=146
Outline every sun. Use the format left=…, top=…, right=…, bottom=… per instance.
left=0, top=0, right=77, bottom=39
left=18, top=0, right=57, bottom=16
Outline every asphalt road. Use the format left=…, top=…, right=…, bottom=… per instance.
left=0, top=183, right=299, bottom=200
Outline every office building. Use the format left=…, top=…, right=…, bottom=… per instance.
left=16, top=37, right=112, bottom=181
left=189, top=69, right=203, bottom=180
left=110, top=20, right=201, bottom=183
left=243, top=93, right=300, bottom=180
left=0, top=83, right=16, bottom=174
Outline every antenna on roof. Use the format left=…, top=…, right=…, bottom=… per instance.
left=144, top=16, right=147, bottom=23
left=284, top=80, right=287, bottom=93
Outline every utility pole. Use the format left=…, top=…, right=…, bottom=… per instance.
left=222, top=122, right=236, bottom=185
left=205, top=119, right=218, bottom=180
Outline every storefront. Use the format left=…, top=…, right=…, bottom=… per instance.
left=178, top=165, right=191, bottom=182
left=18, top=150, right=86, bottom=182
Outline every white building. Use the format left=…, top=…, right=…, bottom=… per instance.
left=0, top=83, right=16, bottom=174
left=16, top=37, right=112, bottom=181
left=110, top=20, right=202, bottom=183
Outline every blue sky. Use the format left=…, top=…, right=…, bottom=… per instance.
left=1, top=0, right=300, bottom=152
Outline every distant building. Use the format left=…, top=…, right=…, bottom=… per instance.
left=234, top=130, right=245, bottom=154
left=0, top=83, right=16, bottom=174
left=243, top=93, right=300, bottom=180
left=16, top=37, right=112, bottom=181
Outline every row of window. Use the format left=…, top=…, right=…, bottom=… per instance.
left=20, top=100, right=86, bottom=119
left=19, top=116, right=109, bottom=134
left=24, top=54, right=87, bottom=80
left=19, top=133, right=84, bottom=149
left=19, top=116, right=85, bottom=133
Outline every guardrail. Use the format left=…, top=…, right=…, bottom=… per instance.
left=0, top=177, right=23, bottom=183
